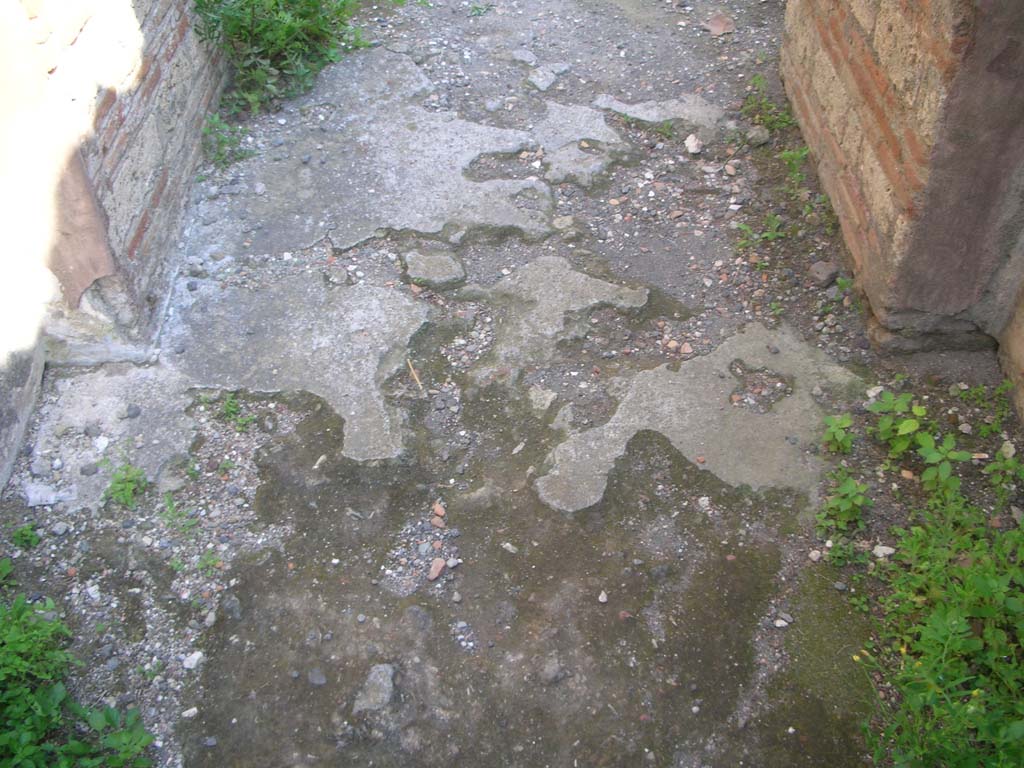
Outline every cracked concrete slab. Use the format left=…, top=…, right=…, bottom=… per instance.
left=533, top=100, right=629, bottom=187
left=592, top=93, right=725, bottom=131
left=22, top=365, right=195, bottom=510
left=191, top=48, right=554, bottom=259
left=168, top=276, right=428, bottom=461
left=535, top=323, right=862, bottom=512
left=461, top=256, right=647, bottom=385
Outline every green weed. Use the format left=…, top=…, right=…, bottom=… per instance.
left=867, top=390, right=928, bottom=458
left=741, top=74, right=796, bottom=132
left=915, top=432, right=972, bottom=499
left=822, top=389, right=1024, bottom=765
left=194, top=0, right=369, bottom=114
left=0, top=594, right=153, bottom=765
left=104, top=464, right=148, bottom=509
left=202, top=114, right=253, bottom=168
left=866, top=494, right=1023, bottom=766
left=197, top=551, right=223, bottom=576
left=11, top=526, right=40, bottom=551
left=778, top=145, right=809, bottom=196
left=817, top=469, right=871, bottom=533
left=822, top=413, right=854, bottom=454
left=654, top=120, right=675, bottom=139
left=160, top=494, right=199, bottom=536
left=982, top=451, right=1024, bottom=510
left=736, top=213, right=787, bottom=250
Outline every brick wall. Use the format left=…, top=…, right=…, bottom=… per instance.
left=0, top=0, right=225, bottom=486
left=78, top=0, right=226, bottom=337
left=781, top=0, right=1024, bottom=349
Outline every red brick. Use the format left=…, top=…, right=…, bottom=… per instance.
left=92, top=88, right=117, bottom=131
left=125, top=210, right=151, bottom=261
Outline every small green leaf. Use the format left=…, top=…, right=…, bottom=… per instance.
left=897, top=419, right=919, bottom=435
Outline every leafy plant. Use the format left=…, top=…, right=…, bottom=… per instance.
left=194, top=0, right=368, bottom=114
left=220, top=392, right=241, bottom=420
left=160, top=494, right=199, bottom=536
left=104, top=464, right=148, bottom=509
left=0, top=594, right=153, bottom=766
left=817, top=469, right=871, bottom=533
left=735, top=214, right=787, bottom=250
left=822, top=413, right=854, bottom=454
left=867, top=494, right=1024, bottom=766
left=769, top=301, right=784, bottom=317
left=915, top=432, right=972, bottom=499
left=468, top=3, right=493, bottom=15
left=197, top=551, right=223, bottom=576
left=778, top=145, right=809, bottom=196
left=760, top=213, right=786, bottom=241
left=218, top=392, right=256, bottom=431
left=741, top=74, right=796, bottom=132
left=654, top=120, right=675, bottom=139
left=867, top=391, right=928, bottom=458
left=826, top=387, right=1024, bottom=766
left=981, top=380, right=1014, bottom=439
left=202, top=114, right=253, bottom=168
left=0, top=558, right=13, bottom=587
left=982, top=451, right=1024, bottom=509
left=11, top=525, right=40, bottom=551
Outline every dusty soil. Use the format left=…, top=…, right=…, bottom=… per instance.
left=3, top=2, right=1020, bottom=767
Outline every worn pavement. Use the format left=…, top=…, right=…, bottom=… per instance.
left=2, top=2, right=882, bottom=766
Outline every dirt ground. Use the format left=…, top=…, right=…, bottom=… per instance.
left=2, top=2, right=1018, bottom=766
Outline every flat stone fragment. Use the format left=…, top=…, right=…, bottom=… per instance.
left=528, top=68, right=557, bottom=91
left=536, top=323, right=862, bottom=512
left=23, top=482, right=75, bottom=507
left=533, top=101, right=628, bottom=187
left=404, top=249, right=466, bottom=289
left=510, top=48, right=537, bottom=66
left=191, top=48, right=553, bottom=258
left=592, top=93, right=724, bottom=129
left=746, top=125, right=771, bottom=146
left=427, top=558, right=446, bottom=580
left=461, top=257, right=647, bottom=385
left=170, top=275, right=428, bottom=462
left=809, top=260, right=841, bottom=287
left=352, top=664, right=395, bottom=714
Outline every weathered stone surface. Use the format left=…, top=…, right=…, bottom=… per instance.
left=22, top=364, right=194, bottom=510
left=462, top=257, right=647, bottom=385
left=592, top=93, right=724, bottom=130
left=0, top=342, right=44, bottom=490
left=527, top=68, right=557, bottom=92
left=352, top=664, right=395, bottom=714
left=404, top=249, right=465, bottom=289
left=533, top=101, right=628, bottom=187
left=782, top=0, right=1024, bottom=365
left=191, top=48, right=554, bottom=259
left=536, top=323, right=861, bottom=512
left=808, top=260, right=840, bottom=287
left=170, top=275, right=429, bottom=461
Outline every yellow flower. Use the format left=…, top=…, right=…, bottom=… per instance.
left=972, top=689, right=982, bottom=698
left=852, top=655, right=861, bottom=662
